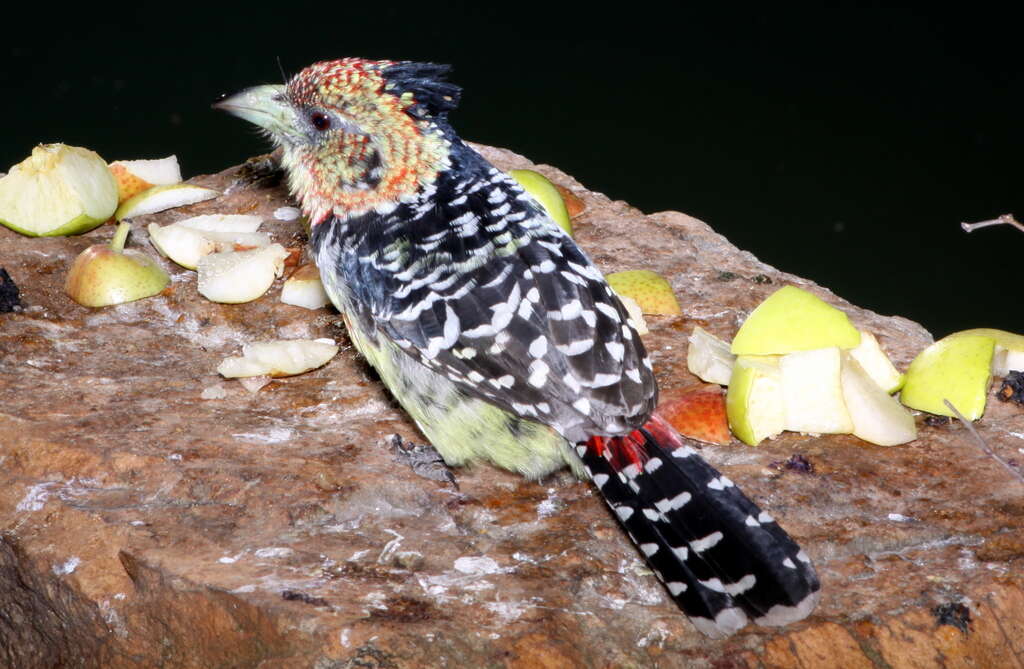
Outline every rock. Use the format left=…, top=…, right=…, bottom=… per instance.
left=1, top=144, right=1023, bottom=667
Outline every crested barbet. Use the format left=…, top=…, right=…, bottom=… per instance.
left=216, top=58, right=820, bottom=638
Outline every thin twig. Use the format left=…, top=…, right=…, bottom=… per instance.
left=961, top=213, right=1024, bottom=234
left=944, top=399, right=1024, bottom=485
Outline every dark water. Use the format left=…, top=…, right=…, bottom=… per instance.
left=3, top=6, right=1020, bottom=337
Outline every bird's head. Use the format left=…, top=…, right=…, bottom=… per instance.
left=216, top=58, right=461, bottom=224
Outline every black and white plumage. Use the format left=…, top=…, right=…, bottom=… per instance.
left=217, top=57, right=821, bottom=638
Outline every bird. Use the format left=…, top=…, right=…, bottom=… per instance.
left=215, top=57, right=820, bottom=638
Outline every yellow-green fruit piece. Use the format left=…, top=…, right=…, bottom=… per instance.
left=945, top=328, right=1024, bottom=376
left=64, top=222, right=169, bottom=307
left=731, top=285, right=860, bottom=355
left=726, top=356, right=784, bottom=446
left=0, top=144, right=118, bottom=236
left=606, top=270, right=682, bottom=316
left=508, top=169, right=573, bottom=236
left=900, top=334, right=995, bottom=419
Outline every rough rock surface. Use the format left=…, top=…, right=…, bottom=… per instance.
left=2, top=144, right=1023, bottom=668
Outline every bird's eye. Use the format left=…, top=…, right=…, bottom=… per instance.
left=310, top=112, right=331, bottom=131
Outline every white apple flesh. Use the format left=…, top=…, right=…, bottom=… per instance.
left=218, top=339, right=339, bottom=377
left=780, top=347, right=853, bottom=434
left=840, top=353, right=916, bottom=446
left=197, top=243, right=289, bottom=303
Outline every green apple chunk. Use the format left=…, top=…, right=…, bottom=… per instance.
left=197, top=244, right=289, bottom=303
left=840, top=353, right=916, bottom=446
left=849, top=331, right=905, bottom=393
left=0, top=144, right=118, bottom=236
left=65, top=222, right=169, bottom=307
left=508, top=169, right=573, bottom=236
left=946, top=328, right=1024, bottom=377
left=687, top=326, right=735, bottom=386
left=731, top=285, right=860, bottom=355
left=726, top=356, right=784, bottom=446
left=606, top=270, right=682, bottom=316
left=281, top=264, right=331, bottom=310
left=780, top=347, right=853, bottom=434
left=115, top=183, right=219, bottom=220
left=218, top=339, right=339, bottom=378
left=900, top=334, right=995, bottom=420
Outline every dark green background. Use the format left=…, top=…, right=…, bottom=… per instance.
left=4, top=5, right=1020, bottom=337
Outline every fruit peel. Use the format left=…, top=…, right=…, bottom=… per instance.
left=731, top=285, right=860, bottom=355
left=606, top=270, right=682, bottom=316
left=659, top=388, right=731, bottom=445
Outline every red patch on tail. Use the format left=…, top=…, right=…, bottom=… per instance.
left=583, top=414, right=688, bottom=470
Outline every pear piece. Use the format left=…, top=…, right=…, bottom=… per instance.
left=780, top=347, right=853, bottom=435
left=606, top=270, right=682, bottom=316
left=175, top=214, right=262, bottom=233
left=687, top=326, right=736, bottom=386
left=508, top=169, right=573, bottom=236
left=65, top=222, right=169, bottom=307
left=731, top=285, right=860, bottom=355
left=616, top=294, right=649, bottom=335
left=726, top=356, right=785, bottom=446
left=281, top=264, right=331, bottom=310
left=900, top=334, right=995, bottom=420
left=849, top=331, right=905, bottom=393
left=147, top=223, right=216, bottom=270
left=197, top=244, right=289, bottom=303
left=840, top=352, right=916, bottom=446
left=218, top=339, right=339, bottom=377
left=109, top=156, right=182, bottom=202
left=0, top=143, right=118, bottom=237
left=115, top=183, right=219, bottom=220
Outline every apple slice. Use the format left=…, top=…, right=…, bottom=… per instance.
left=281, top=264, right=331, bottom=310
left=780, top=347, right=853, bottom=434
left=900, top=334, right=995, bottom=420
left=115, top=183, right=219, bottom=220
left=726, top=356, right=785, bottom=446
left=606, top=270, right=682, bottom=316
left=0, top=143, right=118, bottom=237
left=508, top=169, right=573, bottom=236
left=687, top=326, right=735, bottom=386
left=65, top=222, right=169, bottom=307
left=849, top=331, right=904, bottom=393
left=109, top=156, right=182, bottom=202
left=616, top=294, right=649, bottom=335
left=946, top=328, right=1024, bottom=377
left=218, top=339, right=339, bottom=377
left=731, top=285, right=860, bottom=355
left=840, top=353, right=916, bottom=445
left=147, top=223, right=216, bottom=270
left=197, top=244, right=289, bottom=303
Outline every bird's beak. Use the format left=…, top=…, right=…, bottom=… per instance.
left=214, top=84, right=296, bottom=138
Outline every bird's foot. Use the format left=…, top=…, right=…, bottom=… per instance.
left=390, top=434, right=458, bottom=489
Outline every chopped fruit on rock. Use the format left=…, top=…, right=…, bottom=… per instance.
left=840, top=353, right=917, bottom=446
left=616, top=294, right=649, bottom=335
left=108, top=156, right=182, bottom=202
left=946, top=328, right=1024, bottom=377
left=658, top=388, right=731, bottom=445
left=849, top=331, right=905, bottom=393
left=508, top=169, right=573, bottom=236
left=148, top=215, right=271, bottom=270
left=726, top=356, right=785, bottom=446
left=731, top=285, right=860, bottom=355
left=900, top=334, right=996, bottom=420
left=687, top=326, right=735, bottom=386
left=197, top=244, right=289, bottom=303
left=606, top=270, right=682, bottom=316
left=281, top=264, right=331, bottom=310
left=780, top=347, right=854, bottom=435
left=0, top=143, right=118, bottom=237
left=65, top=221, right=169, bottom=307
left=218, top=339, right=339, bottom=377
left=115, top=183, right=218, bottom=220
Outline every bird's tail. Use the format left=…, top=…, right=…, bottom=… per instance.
left=576, top=413, right=820, bottom=638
